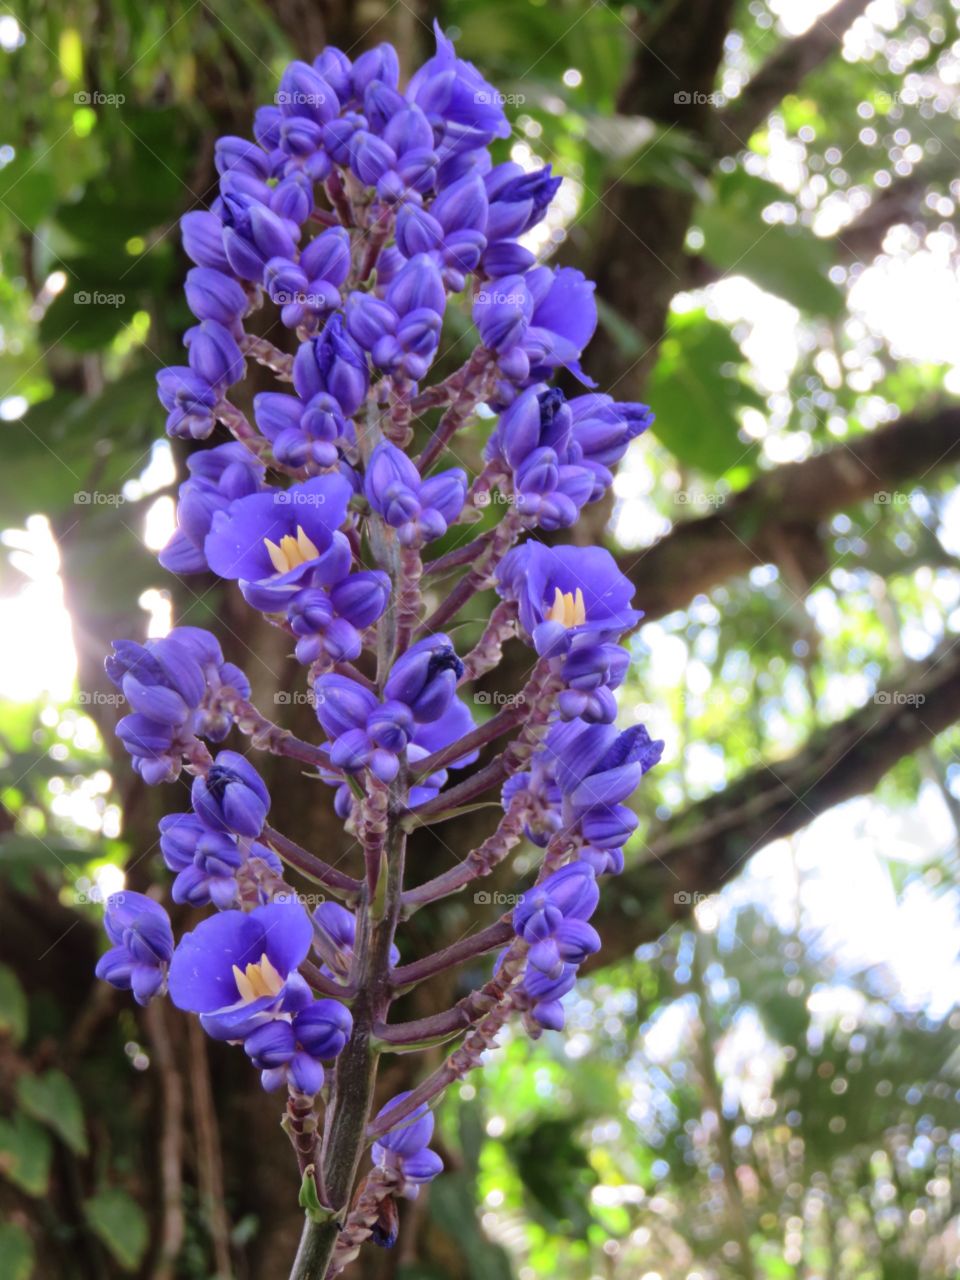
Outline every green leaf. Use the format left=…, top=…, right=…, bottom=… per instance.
left=0, top=1222, right=35, bottom=1280
left=84, top=1189, right=149, bottom=1273
left=0, top=965, right=28, bottom=1046
left=694, top=171, right=843, bottom=317
left=646, top=307, right=764, bottom=476
left=0, top=1113, right=53, bottom=1197
left=16, top=1069, right=88, bottom=1156
left=0, top=367, right=159, bottom=519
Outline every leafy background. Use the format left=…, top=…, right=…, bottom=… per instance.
left=1, top=1, right=959, bottom=1278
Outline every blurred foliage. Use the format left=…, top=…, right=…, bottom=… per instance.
left=0, top=0, right=959, bottom=1278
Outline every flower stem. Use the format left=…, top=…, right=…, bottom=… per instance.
left=290, top=1215, right=337, bottom=1280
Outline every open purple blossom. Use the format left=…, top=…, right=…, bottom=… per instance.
left=168, top=899, right=314, bottom=1041
left=496, top=542, right=642, bottom=656
left=95, top=892, right=174, bottom=1006
left=160, top=443, right=265, bottom=575
left=204, top=474, right=354, bottom=611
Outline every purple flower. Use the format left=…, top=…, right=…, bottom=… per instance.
left=485, top=384, right=595, bottom=529
left=294, top=313, right=369, bottom=416
left=204, top=474, right=354, bottom=612
left=106, top=628, right=240, bottom=783
left=482, top=163, right=561, bottom=277
left=221, top=193, right=299, bottom=282
left=497, top=542, right=643, bottom=656
left=347, top=254, right=446, bottom=381
left=372, top=1093, right=443, bottom=1197
left=254, top=388, right=356, bottom=470
left=550, top=720, right=664, bottom=847
left=159, top=811, right=281, bottom=909
left=156, top=366, right=219, bottom=440
left=313, top=901, right=400, bottom=979
left=383, top=634, right=463, bottom=723
left=95, top=891, right=174, bottom=1005
left=168, top=899, right=314, bottom=1042
left=192, top=750, right=271, bottom=837
left=406, top=21, right=510, bottom=153
left=364, top=441, right=465, bottom=547
left=184, top=268, right=249, bottom=330
left=288, top=569, right=390, bottom=665
left=255, top=997, right=353, bottom=1096
left=569, top=395, right=654, bottom=500
left=513, top=861, right=601, bottom=979
left=314, top=673, right=413, bottom=783
left=160, top=443, right=265, bottom=576
left=181, top=210, right=231, bottom=273
left=184, top=320, right=245, bottom=388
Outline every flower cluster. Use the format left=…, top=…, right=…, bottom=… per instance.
left=106, top=628, right=250, bottom=783
left=93, top=26, right=664, bottom=1277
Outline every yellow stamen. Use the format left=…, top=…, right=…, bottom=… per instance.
left=263, top=526, right=320, bottom=574
left=545, top=586, right=586, bottom=628
left=232, top=953, right=285, bottom=1002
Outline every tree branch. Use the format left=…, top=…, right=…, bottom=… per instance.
left=712, top=0, right=872, bottom=152
left=622, top=405, right=960, bottom=622
left=590, top=633, right=960, bottom=965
